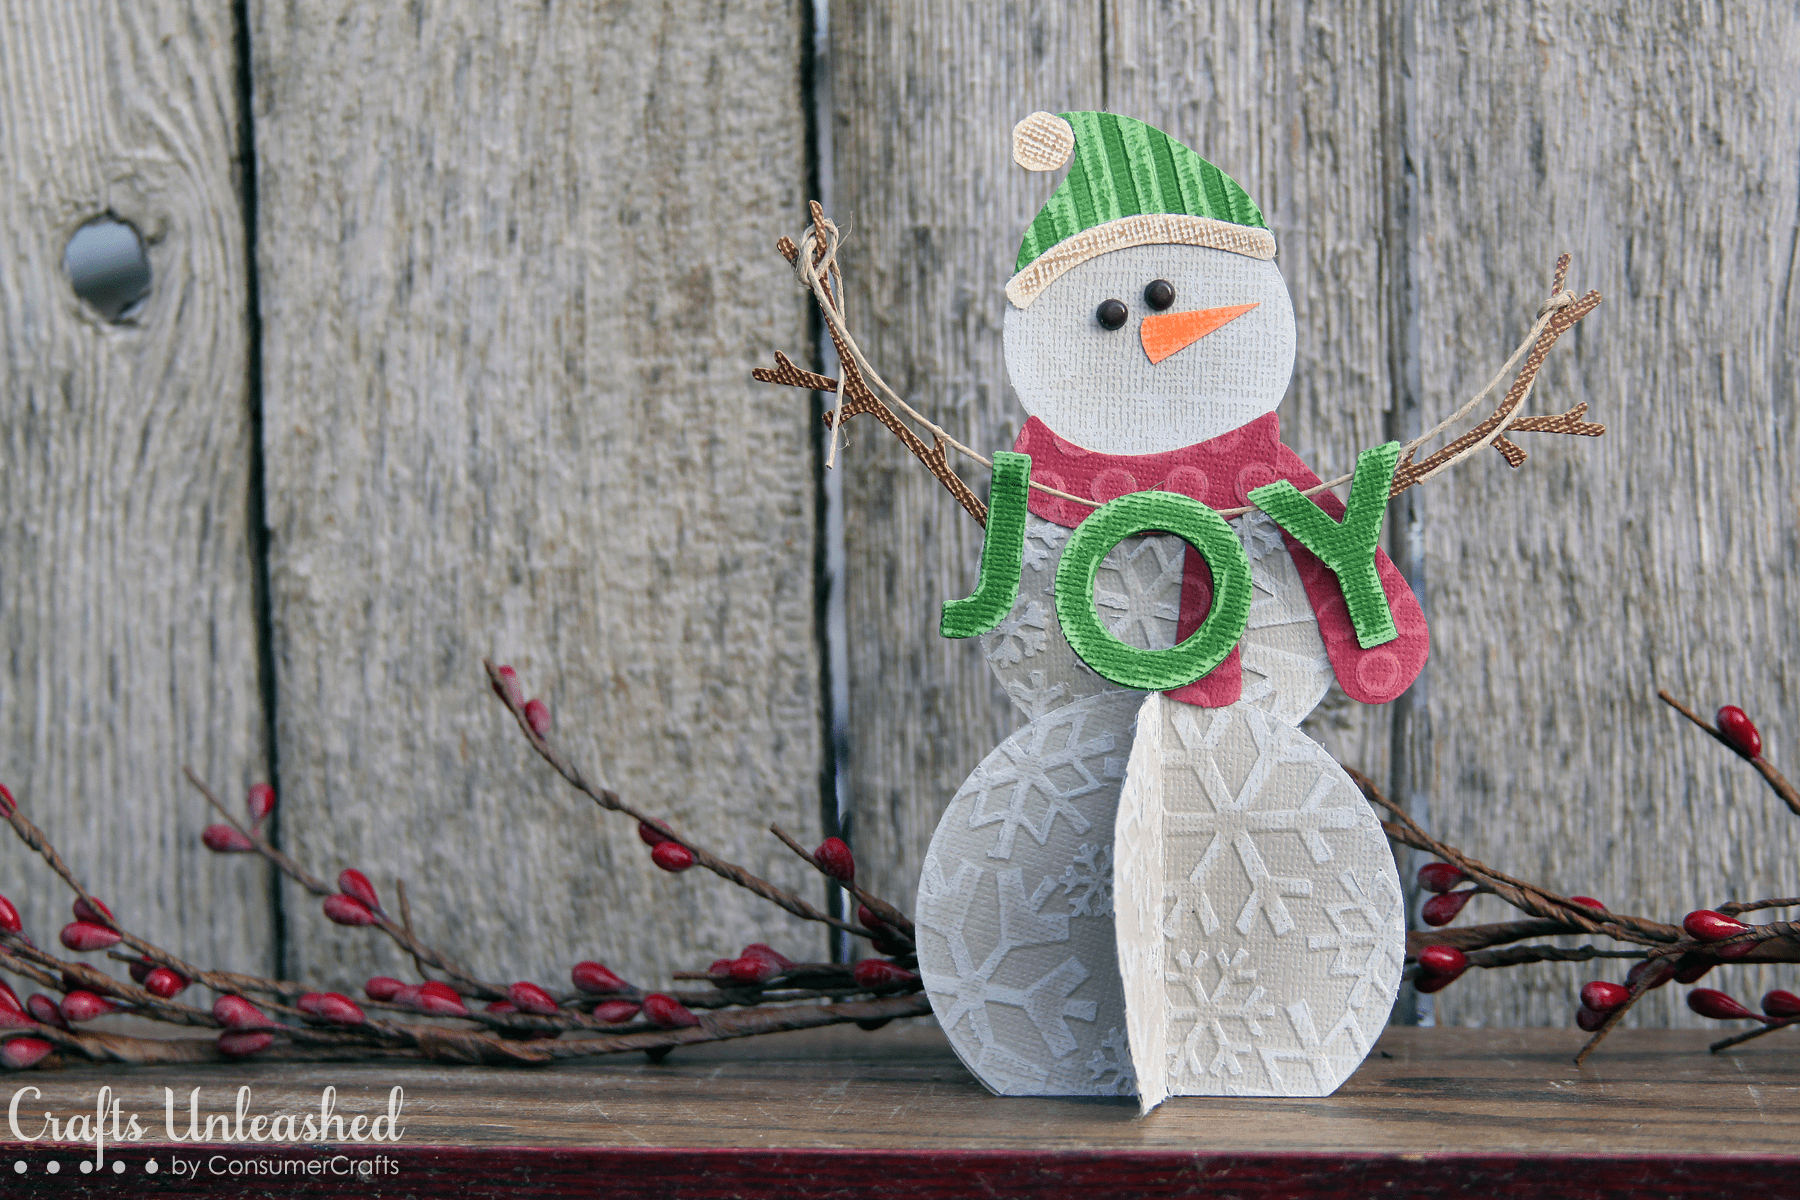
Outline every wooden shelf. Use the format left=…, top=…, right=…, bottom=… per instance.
left=4, top=1023, right=1797, bottom=1196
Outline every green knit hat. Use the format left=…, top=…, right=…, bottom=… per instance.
left=1006, top=111, right=1275, bottom=308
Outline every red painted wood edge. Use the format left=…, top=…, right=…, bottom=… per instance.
left=1, top=1146, right=1794, bottom=1199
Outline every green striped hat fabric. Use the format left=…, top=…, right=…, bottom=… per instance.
left=1015, top=112, right=1266, bottom=273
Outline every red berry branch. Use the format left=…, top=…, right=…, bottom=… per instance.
left=1369, top=691, right=1800, bottom=1064
left=0, top=663, right=925, bottom=1072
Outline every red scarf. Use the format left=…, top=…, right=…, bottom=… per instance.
left=1014, top=414, right=1428, bottom=707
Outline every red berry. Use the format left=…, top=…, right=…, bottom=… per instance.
left=406, top=981, right=467, bottom=1017
left=507, top=981, right=559, bottom=1016
left=213, top=995, right=272, bottom=1030
left=650, top=841, right=694, bottom=872
left=637, top=821, right=672, bottom=847
left=126, top=958, right=153, bottom=984
left=524, top=699, right=552, bottom=737
left=217, top=1031, right=274, bottom=1057
left=1, top=1037, right=54, bottom=1069
left=1688, top=988, right=1763, bottom=1022
left=492, top=664, right=523, bottom=706
left=641, top=994, right=700, bottom=1029
left=814, top=837, right=855, bottom=882
left=0, top=1008, right=30, bottom=1030
left=1626, top=958, right=1677, bottom=991
left=0, top=784, right=15, bottom=817
left=59, top=991, right=114, bottom=1023
left=1420, top=889, right=1476, bottom=927
left=571, top=962, right=627, bottom=995
left=1580, top=981, right=1630, bottom=1014
left=852, top=959, right=919, bottom=989
left=322, top=895, right=376, bottom=926
left=297, top=992, right=364, bottom=1027
left=1417, top=945, right=1468, bottom=975
left=143, top=968, right=187, bottom=999
left=484, top=1000, right=518, bottom=1014
left=1413, top=945, right=1469, bottom=991
left=1674, top=959, right=1714, bottom=984
left=1763, top=990, right=1800, bottom=1019
left=0, top=981, right=19, bottom=1013
left=727, top=956, right=782, bottom=986
left=857, top=904, right=891, bottom=934
left=364, top=976, right=406, bottom=1002
left=202, top=824, right=256, bottom=852
left=59, top=921, right=121, bottom=951
left=1716, top=705, right=1762, bottom=760
left=26, top=995, right=68, bottom=1031
left=706, top=958, right=735, bottom=980
left=740, top=944, right=792, bottom=969
left=1416, top=863, right=1466, bottom=894
left=71, top=897, right=111, bottom=924
left=1575, top=1005, right=1607, bottom=1032
left=593, top=1000, right=640, bottom=1024
left=1569, top=896, right=1606, bottom=913
left=1683, top=910, right=1750, bottom=943
left=337, top=869, right=381, bottom=911
left=246, top=783, right=276, bottom=825
left=0, top=894, right=20, bottom=934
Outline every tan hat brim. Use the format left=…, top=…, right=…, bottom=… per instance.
left=1005, top=214, right=1277, bottom=309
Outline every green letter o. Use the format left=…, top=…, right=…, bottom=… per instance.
left=1053, top=491, right=1252, bottom=692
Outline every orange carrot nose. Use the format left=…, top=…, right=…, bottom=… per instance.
left=1139, top=302, right=1260, bottom=364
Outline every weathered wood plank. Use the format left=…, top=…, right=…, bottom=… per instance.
left=828, top=1, right=1106, bottom=920
left=249, top=1, right=824, bottom=990
left=1411, top=2, right=1800, bottom=1028
left=14, top=1025, right=1800, bottom=1152
left=0, top=4, right=273, bottom=969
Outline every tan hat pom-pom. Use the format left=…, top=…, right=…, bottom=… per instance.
left=1012, top=112, right=1075, bottom=171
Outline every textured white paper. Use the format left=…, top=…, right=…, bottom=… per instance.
left=916, top=690, right=1140, bottom=1097
left=1115, top=694, right=1406, bottom=1110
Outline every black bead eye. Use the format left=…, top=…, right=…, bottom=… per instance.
left=1095, top=298, right=1128, bottom=330
left=1144, top=279, right=1175, bottom=311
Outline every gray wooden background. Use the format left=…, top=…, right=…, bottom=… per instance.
left=1, top=0, right=1796, bottom=1030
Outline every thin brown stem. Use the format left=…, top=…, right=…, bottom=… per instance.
left=768, top=823, right=914, bottom=940
left=1359, top=768, right=1680, bottom=944
left=1463, top=945, right=1645, bottom=969
left=1710, top=1016, right=1799, bottom=1054
left=1658, top=690, right=1800, bottom=817
left=484, top=660, right=871, bottom=941
left=183, top=767, right=501, bottom=997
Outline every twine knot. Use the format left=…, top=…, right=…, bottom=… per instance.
left=1536, top=290, right=1577, bottom=319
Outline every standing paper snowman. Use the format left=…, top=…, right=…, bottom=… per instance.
left=915, top=111, right=1427, bottom=1109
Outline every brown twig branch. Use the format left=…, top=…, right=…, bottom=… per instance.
left=1356, top=768, right=1680, bottom=945
left=768, top=823, right=916, bottom=941
left=182, top=767, right=502, bottom=997
left=482, top=660, right=874, bottom=942
left=1657, top=690, right=1800, bottom=817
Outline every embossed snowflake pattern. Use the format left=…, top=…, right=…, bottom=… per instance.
left=916, top=861, right=1102, bottom=1090
left=1021, top=523, right=1068, bottom=574
left=1085, top=1026, right=1136, bottom=1095
left=1159, top=706, right=1368, bottom=938
left=1004, top=669, right=1069, bottom=721
left=963, top=705, right=1116, bottom=859
left=1093, top=535, right=1185, bottom=651
left=1059, top=842, right=1114, bottom=917
left=1164, top=946, right=1277, bottom=1086
left=1306, top=867, right=1407, bottom=1013
left=982, top=599, right=1051, bottom=666
left=1231, top=509, right=1288, bottom=562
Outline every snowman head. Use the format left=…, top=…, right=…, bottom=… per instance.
left=1003, top=113, right=1296, bottom=456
